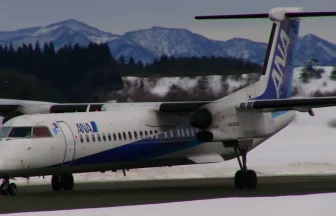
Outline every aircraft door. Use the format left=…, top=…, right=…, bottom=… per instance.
left=57, top=121, right=75, bottom=165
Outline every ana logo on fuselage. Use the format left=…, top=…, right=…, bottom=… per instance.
left=76, top=121, right=98, bottom=133
left=272, top=29, right=290, bottom=98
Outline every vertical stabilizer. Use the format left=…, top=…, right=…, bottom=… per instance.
left=195, top=7, right=336, bottom=100
left=256, top=8, right=301, bottom=99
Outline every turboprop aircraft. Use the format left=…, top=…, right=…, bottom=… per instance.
left=1, top=7, right=336, bottom=196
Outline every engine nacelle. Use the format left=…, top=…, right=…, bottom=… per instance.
left=196, top=130, right=231, bottom=142
left=195, top=111, right=276, bottom=142
left=189, top=108, right=212, bottom=129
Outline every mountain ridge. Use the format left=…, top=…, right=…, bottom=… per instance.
left=0, top=19, right=335, bottom=67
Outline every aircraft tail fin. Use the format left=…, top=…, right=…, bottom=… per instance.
left=195, top=8, right=336, bottom=100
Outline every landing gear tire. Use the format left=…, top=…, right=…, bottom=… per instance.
left=0, top=178, right=17, bottom=196
left=8, top=183, right=17, bottom=196
left=234, top=170, right=244, bottom=189
left=61, top=174, right=74, bottom=191
left=0, top=182, right=8, bottom=196
left=51, top=174, right=74, bottom=192
left=244, top=170, right=257, bottom=189
left=233, top=146, right=258, bottom=190
left=51, top=174, right=62, bottom=191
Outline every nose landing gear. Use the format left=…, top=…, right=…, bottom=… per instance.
left=0, top=178, right=17, bottom=196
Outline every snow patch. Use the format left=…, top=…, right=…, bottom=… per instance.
left=293, top=66, right=336, bottom=96
left=88, top=35, right=118, bottom=44
left=121, top=66, right=336, bottom=99
left=33, top=25, right=60, bottom=36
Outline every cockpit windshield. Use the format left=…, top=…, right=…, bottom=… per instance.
left=0, top=127, right=32, bottom=138
left=0, top=126, right=53, bottom=139
left=0, top=127, right=12, bottom=138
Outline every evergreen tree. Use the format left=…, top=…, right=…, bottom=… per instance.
left=330, top=67, right=336, bottom=81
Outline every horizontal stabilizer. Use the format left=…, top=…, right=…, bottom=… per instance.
left=195, top=10, right=336, bottom=20
left=188, top=154, right=224, bottom=164
left=238, top=97, right=336, bottom=112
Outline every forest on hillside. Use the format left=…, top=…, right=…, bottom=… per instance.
left=0, top=42, right=262, bottom=102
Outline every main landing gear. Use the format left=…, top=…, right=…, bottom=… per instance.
left=51, top=173, right=74, bottom=191
left=0, top=177, right=17, bottom=196
left=233, top=146, right=257, bottom=190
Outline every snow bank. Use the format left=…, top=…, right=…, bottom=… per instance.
left=122, top=66, right=336, bottom=98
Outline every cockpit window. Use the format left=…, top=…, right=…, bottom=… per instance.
left=0, top=127, right=12, bottom=138
left=8, top=127, right=32, bottom=138
left=32, top=126, right=52, bottom=138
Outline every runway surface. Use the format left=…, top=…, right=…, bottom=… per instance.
left=1, top=175, right=336, bottom=214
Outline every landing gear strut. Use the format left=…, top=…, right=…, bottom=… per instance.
left=0, top=177, right=17, bottom=196
left=51, top=174, right=74, bottom=191
left=233, top=146, right=257, bottom=190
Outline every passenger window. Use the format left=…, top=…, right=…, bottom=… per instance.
left=191, top=128, right=195, bottom=136
left=128, top=132, right=132, bottom=140
left=32, top=126, right=52, bottom=138
left=181, top=129, right=185, bottom=137
left=80, top=134, right=84, bottom=143
left=113, top=133, right=116, bottom=141
left=123, top=132, right=127, bottom=140
left=154, top=130, right=158, bottom=134
left=144, top=131, right=148, bottom=136
left=186, top=128, right=189, bottom=137
left=97, top=134, right=101, bottom=142
left=134, top=131, right=138, bottom=139
left=86, top=134, right=90, bottom=142
left=149, top=130, right=153, bottom=135
left=118, top=133, right=122, bottom=140
left=108, top=133, right=111, bottom=141
left=177, top=129, right=180, bottom=137
left=102, top=133, right=106, bottom=142
left=92, top=134, right=96, bottom=142
left=140, top=131, right=143, bottom=137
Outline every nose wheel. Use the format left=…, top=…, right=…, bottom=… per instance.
left=0, top=178, right=17, bottom=196
left=233, top=146, right=258, bottom=190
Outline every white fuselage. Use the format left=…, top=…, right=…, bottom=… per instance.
left=0, top=103, right=295, bottom=178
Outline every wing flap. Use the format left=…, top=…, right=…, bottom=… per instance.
left=238, top=97, right=336, bottom=112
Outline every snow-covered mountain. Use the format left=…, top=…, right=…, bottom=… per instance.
left=0, top=19, right=119, bottom=50
left=1, top=19, right=336, bottom=67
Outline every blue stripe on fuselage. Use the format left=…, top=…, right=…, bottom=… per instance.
left=51, top=112, right=286, bottom=167
left=68, top=138, right=200, bottom=166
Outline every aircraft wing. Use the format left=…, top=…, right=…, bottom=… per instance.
left=238, top=97, right=336, bottom=113
left=0, top=99, right=108, bottom=115
left=0, top=99, right=211, bottom=115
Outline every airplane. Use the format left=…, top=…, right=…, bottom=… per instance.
left=1, top=7, right=336, bottom=196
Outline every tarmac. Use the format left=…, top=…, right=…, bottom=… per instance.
left=1, top=175, right=336, bottom=214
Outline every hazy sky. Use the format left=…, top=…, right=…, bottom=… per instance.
left=1, top=0, right=336, bottom=43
